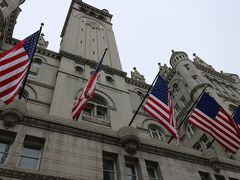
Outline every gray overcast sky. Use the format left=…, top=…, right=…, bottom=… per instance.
left=14, top=0, right=240, bottom=83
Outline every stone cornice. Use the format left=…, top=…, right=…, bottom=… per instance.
left=61, top=0, right=112, bottom=38
left=20, top=116, right=121, bottom=146
left=6, top=38, right=59, bottom=59
left=0, top=167, right=72, bottom=180
left=8, top=114, right=239, bottom=173
left=125, top=77, right=150, bottom=90
left=75, top=0, right=113, bottom=19
left=27, top=80, right=55, bottom=90
left=60, top=50, right=127, bottom=77
left=194, top=63, right=235, bottom=83
left=35, top=47, right=59, bottom=59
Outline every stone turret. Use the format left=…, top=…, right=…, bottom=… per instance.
left=170, top=50, right=189, bottom=69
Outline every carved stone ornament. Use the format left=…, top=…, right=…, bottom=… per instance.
left=118, top=126, right=140, bottom=154
left=38, top=33, right=49, bottom=48
left=131, top=67, right=145, bottom=83
left=0, top=99, right=27, bottom=128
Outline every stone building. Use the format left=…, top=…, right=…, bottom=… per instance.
left=0, top=0, right=240, bottom=180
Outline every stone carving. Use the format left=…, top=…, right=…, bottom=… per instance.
left=86, top=19, right=101, bottom=30
left=0, top=99, right=27, bottom=128
left=118, top=126, right=140, bottom=154
left=131, top=67, right=145, bottom=83
left=38, top=33, right=49, bottom=48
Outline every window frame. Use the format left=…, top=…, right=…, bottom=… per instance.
left=103, top=157, right=117, bottom=180
left=149, top=125, right=165, bottom=141
left=146, top=165, right=158, bottom=180
left=17, top=136, right=45, bottom=170
left=125, top=162, right=138, bottom=180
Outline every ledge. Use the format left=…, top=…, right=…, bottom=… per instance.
left=0, top=167, right=72, bottom=180
left=1, top=111, right=240, bottom=173
left=60, top=50, right=127, bottom=77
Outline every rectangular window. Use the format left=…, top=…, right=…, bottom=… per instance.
left=0, top=130, right=16, bottom=165
left=18, top=135, right=45, bottom=170
left=214, top=175, right=226, bottom=180
left=126, top=163, right=137, bottom=180
left=103, top=159, right=115, bottom=180
left=199, top=171, right=212, bottom=180
left=193, top=141, right=204, bottom=151
left=184, top=64, right=190, bottom=70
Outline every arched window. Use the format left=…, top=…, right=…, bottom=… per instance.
left=148, top=125, right=165, bottom=141
left=106, top=76, right=114, bottom=85
left=75, top=65, right=84, bottom=75
left=82, top=94, right=108, bottom=121
left=187, top=124, right=198, bottom=138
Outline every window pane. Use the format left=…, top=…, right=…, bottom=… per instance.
left=126, top=176, right=136, bottom=180
left=103, top=159, right=114, bottom=171
left=0, top=152, right=8, bottom=164
left=18, top=157, right=39, bottom=169
left=126, top=164, right=136, bottom=176
left=0, top=142, right=9, bottom=152
left=22, top=146, right=41, bottom=158
left=147, top=167, right=156, bottom=178
left=104, top=171, right=115, bottom=180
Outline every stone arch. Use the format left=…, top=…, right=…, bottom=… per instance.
left=74, top=88, right=116, bottom=110
left=33, top=55, right=47, bottom=63
left=24, top=84, right=37, bottom=100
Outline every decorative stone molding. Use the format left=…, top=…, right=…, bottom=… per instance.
left=37, top=33, right=49, bottom=48
left=0, top=99, right=27, bottom=128
left=0, top=167, right=72, bottom=180
left=4, top=114, right=240, bottom=172
left=60, top=50, right=127, bottom=77
left=131, top=67, right=145, bottom=83
left=118, top=126, right=140, bottom=154
left=194, top=63, right=235, bottom=83
left=125, top=77, right=149, bottom=90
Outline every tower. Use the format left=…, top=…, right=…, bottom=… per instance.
left=60, top=0, right=122, bottom=70
left=49, top=0, right=133, bottom=130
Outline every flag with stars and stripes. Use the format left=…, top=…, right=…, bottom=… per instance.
left=233, top=105, right=240, bottom=127
left=143, top=75, right=178, bottom=140
left=188, top=92, right=240, bottom=154
left=72, top=49, right=107, bottom=121
left=0, top=30, right=40, bottom=104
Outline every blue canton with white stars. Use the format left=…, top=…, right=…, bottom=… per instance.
left=196, top=92, right=220, bottom=119
left=150, top=75, right=169, bottom=105
left=23, top=30, right=40, bottom=59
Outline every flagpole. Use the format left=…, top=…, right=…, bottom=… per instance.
left=19, top=23, right=44, bottom=100
left=168, top=86, right=208, bottom=143
left=206, top=104, right=240, bottom=149
left=128, top=71, right=160, bottom=126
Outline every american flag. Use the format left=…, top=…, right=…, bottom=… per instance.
left=188, top=92, right=240, bottom=154
left=0, top=31, right=40, bottom=105
left=143, top=75, right=178, bottom=139
left=72, top=49, right=107, bottom=121
left=233, top=105, right=240, bottom=127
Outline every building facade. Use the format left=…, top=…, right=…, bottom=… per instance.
left=0, top=0, right=240, bottom=180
